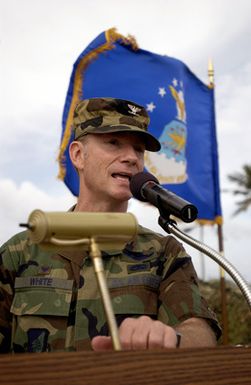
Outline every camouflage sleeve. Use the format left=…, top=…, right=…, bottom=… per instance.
left=158, top=236, right=222, bottom=339
left=0, top=241, right=17, bottom=353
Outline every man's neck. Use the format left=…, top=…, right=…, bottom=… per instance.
left=74, top=199, right=128, bottom=213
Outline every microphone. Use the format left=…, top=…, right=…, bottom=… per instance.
left=130, top=172, right=198, bottom=223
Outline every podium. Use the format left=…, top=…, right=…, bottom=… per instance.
left=0, top=346, right=250, bottom=385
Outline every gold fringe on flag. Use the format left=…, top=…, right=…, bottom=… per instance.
left=197, top=216, right=223, bottom=225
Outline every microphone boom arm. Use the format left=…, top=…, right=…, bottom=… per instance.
left=158, top=216, right=251, bottom=311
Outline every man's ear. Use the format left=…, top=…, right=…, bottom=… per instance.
left=69, top=141, right=85, bottom=171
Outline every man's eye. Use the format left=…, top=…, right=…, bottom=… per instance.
left=135, top=146, right=145, bottom=154
left=108, top=139, right=119, bottom=146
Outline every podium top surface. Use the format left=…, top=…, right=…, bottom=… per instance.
left=0, top=346, right=250, bottom=385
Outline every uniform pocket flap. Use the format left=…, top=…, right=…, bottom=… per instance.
left=11, top=277, right=73, bottom=317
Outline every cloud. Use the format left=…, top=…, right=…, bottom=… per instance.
left=0, top=178, right=75, bottom=243
left=216, top=60, right=251, bottom=184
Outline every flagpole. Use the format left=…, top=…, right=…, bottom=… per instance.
left=208, top=58, right=214, bottom=89
left=217, top=224, right=229, bottom=345
left=199, top=224, right=206, bottom=281
left=208, top=59, right=229, bottom=344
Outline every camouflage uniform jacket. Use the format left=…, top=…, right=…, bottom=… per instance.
left=0, top=225, right=220, bottom=353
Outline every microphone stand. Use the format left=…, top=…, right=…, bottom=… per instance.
left=158, top=215, right=251, bottom=311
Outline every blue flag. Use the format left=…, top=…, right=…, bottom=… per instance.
left=58, top=28, right=222, bottom=224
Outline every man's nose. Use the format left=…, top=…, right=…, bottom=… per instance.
left=121, top=145, right=139, bottom=164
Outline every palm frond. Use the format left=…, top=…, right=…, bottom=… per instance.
left=228, top=164, right=251, bottom=215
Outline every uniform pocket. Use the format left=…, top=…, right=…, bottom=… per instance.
left=10, top=277, right=74, bottom=352
left=108, top=273, right=160, bottom=316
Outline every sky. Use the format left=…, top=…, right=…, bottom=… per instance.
left=0, top=0, right=251, bottom=290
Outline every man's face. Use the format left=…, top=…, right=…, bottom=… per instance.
left=78, top=132, right=145, bottom=206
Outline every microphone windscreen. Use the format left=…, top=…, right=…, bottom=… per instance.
left=130, top=172, right=159, bottom=201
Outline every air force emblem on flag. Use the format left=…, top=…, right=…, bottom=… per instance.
left=145, top=78, right=188, bottom=184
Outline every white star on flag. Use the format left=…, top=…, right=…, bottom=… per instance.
left=146, top=102, right=156, bottom=112
left=158, top=87, right=166, bottom=97
left=172, top=78, right=178, bottom=87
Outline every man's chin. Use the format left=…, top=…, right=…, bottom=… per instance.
left=112, top=190, right=132, bottom=203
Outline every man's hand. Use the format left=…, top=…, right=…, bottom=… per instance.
left=91, top=315, right=178, bottom=351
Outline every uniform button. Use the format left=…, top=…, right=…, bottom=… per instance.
left=114, top=296, right=122, bottom=304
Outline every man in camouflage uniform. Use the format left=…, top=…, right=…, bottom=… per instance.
left=0, top=98, right=221, bottom=353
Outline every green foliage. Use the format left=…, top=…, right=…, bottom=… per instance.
left=199, top=279, right=251, bottom=345
left=228, top=164, right=251, bottom=215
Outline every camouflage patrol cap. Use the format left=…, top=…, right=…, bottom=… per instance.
left=73, top=97, right=161, bottom=152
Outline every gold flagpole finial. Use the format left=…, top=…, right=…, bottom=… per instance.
left=208, top=58, right=214, bottom=89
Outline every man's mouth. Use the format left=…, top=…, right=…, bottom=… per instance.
left=112, top=173, right=132, bottom=182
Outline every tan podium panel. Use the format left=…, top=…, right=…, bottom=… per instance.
left=0, top=346, right=250, bottom=385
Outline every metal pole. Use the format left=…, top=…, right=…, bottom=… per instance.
left=208, top=58, right=214, bottom=89
left=217, top=224, right=229, bottom=345
left=208, top=59, right=229, bottom=344
left=199, top=224, right=206, bottom=281
left=90, top=238, right=122, bottom=351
